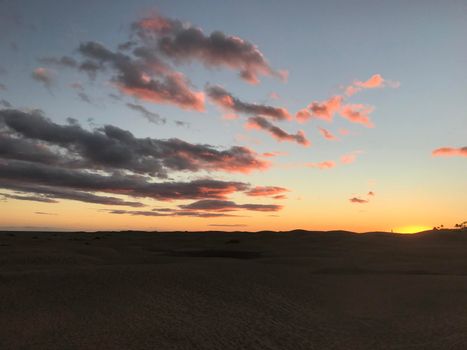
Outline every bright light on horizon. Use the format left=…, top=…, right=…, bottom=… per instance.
left=394, top=225, right=433, bottom=234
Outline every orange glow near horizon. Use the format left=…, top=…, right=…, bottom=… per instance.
left=394, top=225, right=433, bottom=234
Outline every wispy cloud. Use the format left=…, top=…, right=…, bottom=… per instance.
left=31, top=67, right=55, bottom=90
left=296, top=96, right=342, bottom=122
left=345, top=74, right=399, bottom=96
left=339, top=104, right=374, bottom=128
left=340, top=151, right=362, bottom=164
left=246, top=116, right=310, bottom=146
left=245, top=186, right=288, bottom=197
left=179, top=199, right=282, bottom=212
left=432, top=147, right=467, bottom=157
left=306, top=161, right=336, bottom=169
left=318, top=127, right=338, bottom=141
left=349, top=190, right=375, bottom=204
left=126, top=102, right=166, bottom=124
left=349, top=197, right=369, bottom=204
left=207, top=85, right=291, bottom=121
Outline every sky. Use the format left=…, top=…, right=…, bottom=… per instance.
left=0, top=0, right=466, bottom=233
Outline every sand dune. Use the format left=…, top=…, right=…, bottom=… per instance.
left=1, top=230, right=467, bottom=349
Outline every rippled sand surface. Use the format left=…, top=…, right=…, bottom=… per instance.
left=1, top=230, right=467, bottom=349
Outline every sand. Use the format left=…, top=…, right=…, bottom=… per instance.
left=1, top=229, right=467, bottom=349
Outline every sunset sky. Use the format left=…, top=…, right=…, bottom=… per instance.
left=0, top=0, right=466, bottom=233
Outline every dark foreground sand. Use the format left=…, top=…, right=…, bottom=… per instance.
left=1, top=230, right=467, bottom=349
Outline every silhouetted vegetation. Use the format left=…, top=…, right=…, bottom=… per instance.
left=455, top=221, right=467, bottom=231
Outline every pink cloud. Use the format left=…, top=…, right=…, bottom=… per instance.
left=345, top=74, right=399, bottom=96
left=137, top=15, right=173, bottom=33
left=297, top=95, right=343, bottom=122
left=134, top=13, right=285, bottom=84
left=318, top=127, right=338, bottom=141
left=261, top=151, right=287, bottom=158
left=272, top=194, right=287, bottom=200
left=345, top=85, right=360, bottom=97
left=338, top=128, right=351, bottom=136
left=116, top=72, right=205, bottom=111
left=306, top=161, right=336, bottom=169
left=432, top=147, right=467, bottom=157
left=222, top=113, right=239, bottom=120
left=269, top=92, right=280, bottom=100
left=246, top=186, right=289, bottom=197
left=234, top=133, right=262, bottom=145
left=355, top=74, right=385, bottom=89
left=31, top=67, right=55, bottom=89
left=339, top=104, right=374, bottom=127
left=340, top=151, right=361, bottom=164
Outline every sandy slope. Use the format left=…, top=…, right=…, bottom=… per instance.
left=1, top=230, right=467, bottom=349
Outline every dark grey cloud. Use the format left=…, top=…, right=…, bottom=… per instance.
left=104, top=209, right=239, bottom=218
left=133, top=14, right=285, bottom=84
left=0, top=108, right=284, bottom=208
left=78, top=60, right=101, bottom=78
left=349, top=197, right=368, bottom=204
left=206, top=85, right=291, bottom=121
left=0, top=159, right=249, bottom=202
left=77, top=92, right=93, bottom=104
left=77, top=41, right=204, bottom=111
left=174, top=120, right=190, bottom=128
left=38, top=56, right=78, bottom=68
left=0, top=132, right=62, bottom=165
left=0, top=99, right=11, bottom=107
left=0, top=181, right=144, bottom=207
left=247, top=116, right=310, bottom=146
left=1, top=192, right=58, bottom=203
left=126, top=102, right=166, bottom=124
left=0, top=83, right=7, bottom=90
left=179, top=199, right=282, bottom=212
left=0, top=109, right=268, bottom=176
left=109, top=93, right=123, bottom=101
left=118, top=40, right=137, bottom=51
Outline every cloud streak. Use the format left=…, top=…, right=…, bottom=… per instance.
left=206, top=85, right=291, bottom=121
left=306, top=161, right=336, bottom=169
left=126, top=102, right=166, bottom=124
left=179, top=199, right=282, bottom=212
left=432, top=147, right=467, bottom=157
left=349, top=197, right=369, bottom=204
left=246, top=116, right=310, bottom=146
left=318, top=127, right=338, bottom=141
left=245, top=186, right=288, bottom=197
left=345, top=74, right=399, bottom=96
